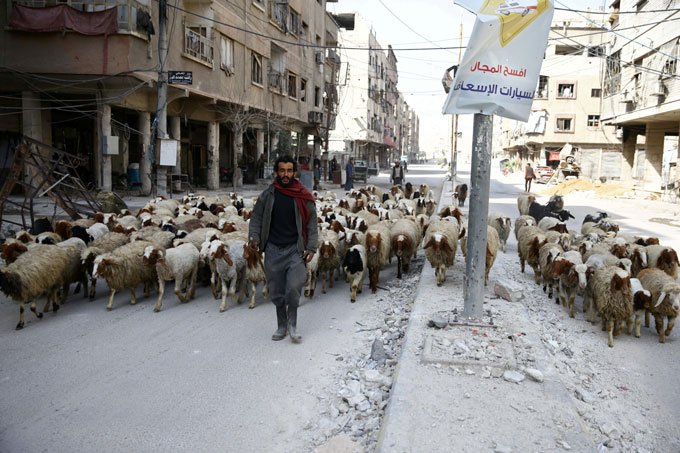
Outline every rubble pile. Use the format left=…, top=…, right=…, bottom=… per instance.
left=307, top=259, right=424, bottom=451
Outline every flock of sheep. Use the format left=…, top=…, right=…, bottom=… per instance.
left=1, top=183, right=678, bottom=350
left=515, top=193, right=680, bottom=347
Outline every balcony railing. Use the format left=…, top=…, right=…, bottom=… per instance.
left=11, top=0, right=151, bottom=35
left=184, top=26, right=214, bottom=67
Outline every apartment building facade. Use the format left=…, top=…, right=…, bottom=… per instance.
left=0, top=0, right=341, bottom=193
left=328, top=14, right=418, bottom=170
left=496, top=11, right=620, bottom=180
left=601, top=0, right=680, bottom=193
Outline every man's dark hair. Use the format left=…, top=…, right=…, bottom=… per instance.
left=275, top=155, right=297, bottom=172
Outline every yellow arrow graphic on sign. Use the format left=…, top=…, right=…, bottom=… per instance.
left=480, top=0, right=548, bottom=47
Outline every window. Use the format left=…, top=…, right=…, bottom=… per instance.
left=300, top=78, right=307, bottom=102
left=220, top=35, right=234, bottom=75
left=251, top=52, right=263, bottom=85
left=184, top=25, right=214, bottom=66
left=536, top=75, right=548, bottom=98
left=289, top=9, right=300, bottom=36
left=314, top=86, right=321, bottom=108
left=635, top=0, right=648, bottom=12
left=556, top=116, right=574, bottom=133
left=587, top=115, right=600, bottom=128
left=555, top=45, right=582, bottom=56
left=269, top=0, right=288, bottom=30
left=287, top=72, right=297, bottom=98
left=587, top=46, right=605, bottom=57
left=557, top=83, right=575, bottom=98
left=591, top=88, right=601, bottom=98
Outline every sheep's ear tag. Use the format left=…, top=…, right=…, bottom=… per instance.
left=655, top=292, right=666, bottom=307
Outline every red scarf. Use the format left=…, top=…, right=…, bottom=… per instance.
left=274, top=179, right=316, bottom=242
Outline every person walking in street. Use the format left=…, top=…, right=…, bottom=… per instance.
left=524, top=162, right=536, bottom=192
left=391, top=160, right=405, bottom=187
left=248, top=155, right=318, bottom=343
left=256, top=153, right=266, bottom=179
left=345, top=158, right=354, bottom=191
left=313, top=158, right=321, bottom=190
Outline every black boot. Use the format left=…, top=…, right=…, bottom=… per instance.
left=272, top=305, right=287, bottom=341
left=287, top=305, right=302, bottom=343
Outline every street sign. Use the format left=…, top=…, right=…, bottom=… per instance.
left=168, top=71, right=193, bottom=85
left=442, top=0, right=554, bottom=122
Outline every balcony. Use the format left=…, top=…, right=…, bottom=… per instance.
left=10, top=0, right=153, bottom=36
left=183, top=26, right=214, bottom=67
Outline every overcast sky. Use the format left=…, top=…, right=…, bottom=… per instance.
left=327, top=0, right=609, bottom=157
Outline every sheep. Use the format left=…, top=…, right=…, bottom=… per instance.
left=1, top=240, right=30, bottom=265
left=390, top=218, right=420, bottom=279
left=205, top=239, right=246, bottom=312
left=545, top=231, right=572, bottom=251
left=517, top=225, right=548, bottom=284
left=316, top=229, right=341, bottom=294
left=644, top=244, right=679, bottom=279
left=343, top=245, right=367, bottom=303
left=242, top=241, right=268, bottom=309
left=538, top=242, right=563, bottom=299
left=537, top=217, right=568, bottom=234
left=55, top=237, right=89, bottom=303
left=81, top=232, right=130, bottom=300
left=583, top=211, right=608, bottom=225
left=29, top=217, right=54, bottom=235
left=365, top=223, right=392, bottom=293
left=304, top=251, right=320, bottom=298
left=35, top=231, right=62, bottom=245
left=529, top=198, right=573, bottom=223
left=142, top=243, right=199, bottom=312
left=628, top=278, right=653, bottom=338
left=637, top=268, right=680, bottom=343
left=484, top=226, right=500, bottom=286
left=173, top=227, right=221, bottom=250
left=552, top=251, right=589, bottom=318
left=517, top=193, right=536, bottom=216
left=514, top=215, right=536, bottom=242
left=453, top=183, right=468, bottom=207
left=488, top=212, right=511, bottom=253
left=0, top=244, right=72, bottom=329
left=585, top=266, right=633, bottom=347
left=419, top=183, right=431, bottom=199
left=423, top=218, right=461, bottom=286
left=131, top=228, right=175, bottom=250
left=92, top=240, right=158, bottom=311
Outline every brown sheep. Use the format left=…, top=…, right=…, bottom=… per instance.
left=585, top=266, right=633, bottom=347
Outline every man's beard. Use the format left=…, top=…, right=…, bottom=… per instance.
left=276, top=175, right=293, bottom=187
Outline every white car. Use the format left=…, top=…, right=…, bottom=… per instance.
left=496, top=1, right=537, bottom=16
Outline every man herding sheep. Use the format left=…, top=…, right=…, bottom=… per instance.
left=249, top=155, right=318, bottom=343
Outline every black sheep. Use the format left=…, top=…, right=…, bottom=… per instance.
left=454, top=184, right=468, bottom=207
left=29, top=218, right=53, bottom=235
left=70, top=225, right=93, bottom=244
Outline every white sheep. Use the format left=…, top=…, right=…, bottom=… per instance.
left=390, top=218, right=420, bottom=279
left=241, top=241, right=268, bottom=309
left=365, top=223, right=392, bottom=293
left=142, top=243, right=199, bottom=312
left=552, top=251, right=589, bottom=318
left=81, top=232, right=130, bottom=300
left=92, top=240, right=158, bottom=311
left=423, top=218, right=460, bottom=286
left=644, top=244, right=679, bottom=279
left=517, top=225, right=547, bottom=284
left=585, top=266, right=633, bottom=347
left=206, top=239, right=246, bottom=312
left=514, top=215, right=536, bottom=242
left=628, top=278, right=653, bottom=338
left=637, top=268, right=680, bottom=343
left=488, top=212, right=511, bottom=253
left=517, top=193, right=536, bottom=216
left=0, top=244, right=73, bottom=329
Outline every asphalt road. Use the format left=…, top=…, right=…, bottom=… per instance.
left=0, top=164, right=448, bottom=453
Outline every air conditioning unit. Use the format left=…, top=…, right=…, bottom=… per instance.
left=649, top=80, right=665, bottom=97
left=315, top=51, right=325, bottom=65
left=615, top=128, right=624, bottom=139
left=308, top=111, right=323, bottom=124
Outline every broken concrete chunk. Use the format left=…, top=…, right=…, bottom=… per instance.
left=494, top=279, right=524, bottom=302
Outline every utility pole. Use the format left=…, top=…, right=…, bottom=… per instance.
left=463, top=113, right=493, bottom=319
left=451, top=22, right=463, bottom=191
left=154, top=0, right=169, bottom=197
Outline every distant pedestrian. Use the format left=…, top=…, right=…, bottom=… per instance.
left=525, top=163, right=536, bottom=192
left=256, top=154, right=266, bottom=179
left=345, top=158, right=354, bottom=191
left=248, top=155, right=318, bottom=343
left=313, top=158, right=321, bottom=190
left=391, top=160, right=404, bottom=187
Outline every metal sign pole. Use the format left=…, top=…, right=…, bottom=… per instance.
left=463, top=113, right=493, bottom=320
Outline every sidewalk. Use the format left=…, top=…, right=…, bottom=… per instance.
left=377, top=182, right=594, bottom=453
